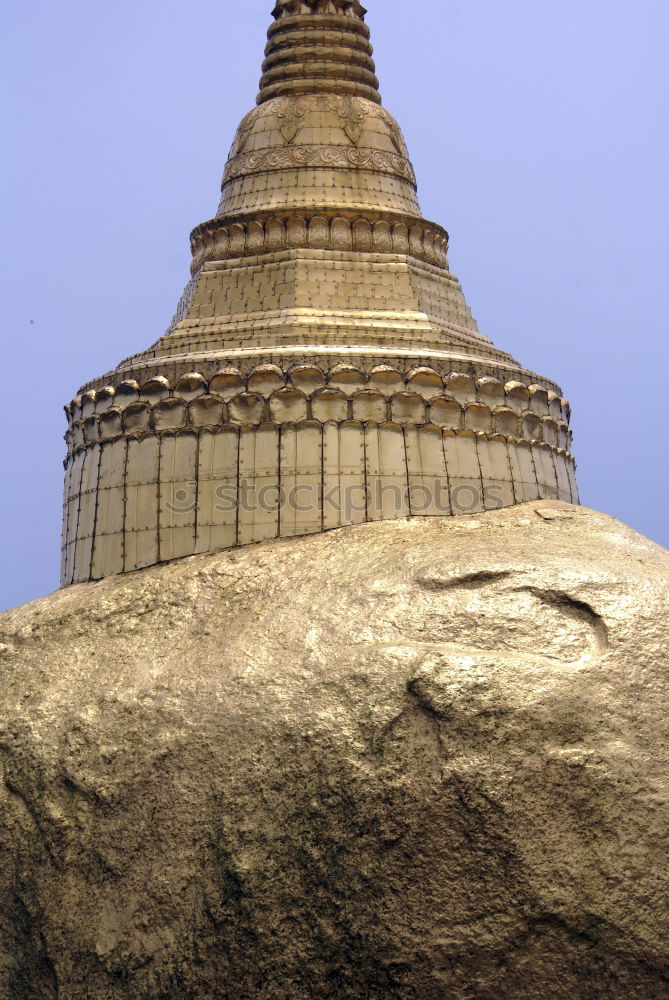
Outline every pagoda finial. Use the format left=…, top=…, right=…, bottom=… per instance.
left=261, top=0, right=377, bottom=104
left=272, top=0, right=367, bottom=19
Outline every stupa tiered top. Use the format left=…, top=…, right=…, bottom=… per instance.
left=262, top=1, right=379, bottom=103
left=61, top=1, right=578, bottom=585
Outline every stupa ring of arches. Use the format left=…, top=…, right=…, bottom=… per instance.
left=189, top=212, right=448, bottom=275
left=62, top=363, right=577, bottom=586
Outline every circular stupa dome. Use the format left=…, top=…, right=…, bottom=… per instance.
left=217, top=95, right=421, bottom=217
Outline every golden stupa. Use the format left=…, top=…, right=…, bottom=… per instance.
left=61, top=0, right=577, bottom=585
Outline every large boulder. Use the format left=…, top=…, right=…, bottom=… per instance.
left=1, top=501, right=668, bottom=999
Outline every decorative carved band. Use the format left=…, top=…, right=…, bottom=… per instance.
left=65, top=364, right=572, bottom=460
left=258, top=77, right=381, bottom=106
left=261, top=45, right=376, bottom=79
left=227, top=95, right=408, bottom=165
left=265, top=29, right=372, bottom=60
left=189, top=211, right=449, bottom=273
left=66, top=408, right=573, bottom=459
left=259, top=52, right=378, bottom=91
left=222, top=144, right=416, bottom=186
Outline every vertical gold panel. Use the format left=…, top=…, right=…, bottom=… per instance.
left=64, top=450, right=86, bottom=585
left=533, top=443, right=559, bottom=500
left=60, top=460, right=72, bottom=585
left=91, top=438, right=127, bottom=580
left=124, top=437, right=160, bottom=573
left=364, top=424, right=383, bottom=522
left=323, top=423, right=342, bottom=531
left=567, top=456, right=580, bottom=505
left=238, top=424, right=281, bottom=545
left=406, top=424, right=448, bottom=516
left=196, top=427, right=239, bottom=553
left=378, top=423, right=410, bottom=520
left=159, top=432, right=198, bottom=562
left=279, top=424, right=298, bottom=537
left=294, top=422, right=323, bottom=537
left=507, top=440, right=540, bottom=503
left=553, top=450, right=573, bottom=504
left=477, top=436, right=515, bottom=511
left=442, top=432, right=484, bottom=514
left=73, top=444, right=102, bottom=583
left=338, top=421, right=366, bottom=527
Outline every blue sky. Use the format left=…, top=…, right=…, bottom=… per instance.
left=0, top=0, right=667, bottom=610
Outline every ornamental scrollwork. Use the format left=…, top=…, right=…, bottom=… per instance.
left=228, top=106, right=264, bottom=157
left=228, top=96, right=409, bottom=160
left=325, top=95, right=369, bottom=144
left=274, top=96, right=313, bottom=143
left=273, top=95, right=369, bottom=145
left=222, top=144, right=417, bottom=185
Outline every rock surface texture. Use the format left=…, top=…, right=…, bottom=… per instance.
left=1, top=501, right=668, bottom=999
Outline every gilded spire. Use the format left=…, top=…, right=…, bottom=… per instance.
left=259, top=0, right=379, bottom=104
